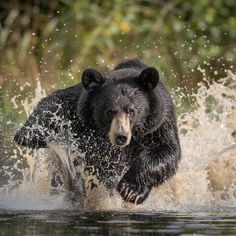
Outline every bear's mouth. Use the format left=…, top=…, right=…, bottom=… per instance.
left=109, top=113, right=132, bottom=147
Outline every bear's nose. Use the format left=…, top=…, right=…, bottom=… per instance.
left=115, top=134, right=128, bottom=146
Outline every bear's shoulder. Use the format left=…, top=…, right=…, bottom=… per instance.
left=14, top=83, right=83, bottom=148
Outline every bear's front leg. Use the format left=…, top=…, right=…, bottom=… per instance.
left=117, top=159, right=152, bottom=204
left=117, top=140, right=180, bottom=204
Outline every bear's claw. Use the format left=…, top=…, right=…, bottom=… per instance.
left=117, top=178, right=151, bottom=204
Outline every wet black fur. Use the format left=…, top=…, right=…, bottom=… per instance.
left=14, top=59, right=181, bottom=204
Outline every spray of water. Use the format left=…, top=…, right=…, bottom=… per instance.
left=0, top=71, right=235, bottom=211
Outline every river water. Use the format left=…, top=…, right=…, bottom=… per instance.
left=0, top=210, right=236, bottom=235
left=0, top=70, right=235, bottom=235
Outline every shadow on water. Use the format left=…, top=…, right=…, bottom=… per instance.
left=0, top=210, right=236, bottom=235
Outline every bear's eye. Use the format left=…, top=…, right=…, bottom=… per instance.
left=106, top=109, right=117, bottom=118
left=127, top=108, right=135, bottom=117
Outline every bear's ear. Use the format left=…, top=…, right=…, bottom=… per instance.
left=136, top=67, right=159, bottom=90
left=82, top=69, right=105, bottom=92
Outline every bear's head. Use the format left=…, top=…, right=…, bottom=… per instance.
left=80, top=67, right=159, bottom=147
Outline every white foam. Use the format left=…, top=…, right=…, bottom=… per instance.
left=1, top=71, right=235, bottom=211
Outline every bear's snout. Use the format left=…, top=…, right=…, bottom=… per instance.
left=115, top=133, right=128, bottom=146
left=109, top=113, right=131, bottom=147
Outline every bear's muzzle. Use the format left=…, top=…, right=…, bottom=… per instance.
left=109, top=113, right=132, bottom=147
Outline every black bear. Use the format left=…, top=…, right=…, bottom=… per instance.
left=14, top=59, right=181, bottom=204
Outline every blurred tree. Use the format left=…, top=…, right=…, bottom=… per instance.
left=0, top=0, right=235, bottom=121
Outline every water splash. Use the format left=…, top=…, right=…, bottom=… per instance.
left=0, top=71, right=235, bottom=211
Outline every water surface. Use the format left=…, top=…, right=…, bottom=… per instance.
left=1, top=209, right=236, bottom=235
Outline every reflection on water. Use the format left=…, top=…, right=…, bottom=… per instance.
left=0, top=210, right=236, bottom=235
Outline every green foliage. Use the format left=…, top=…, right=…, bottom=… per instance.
left=0, top=0, right=235, bottom=124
